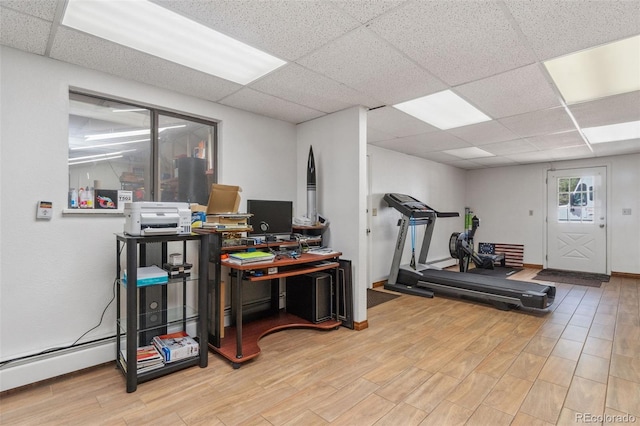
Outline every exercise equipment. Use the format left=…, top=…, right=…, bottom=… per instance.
left=449, top=215, right=505, bottom=272
left=383, top=193, right=555, bottom=310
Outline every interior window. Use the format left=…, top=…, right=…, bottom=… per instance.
left=68, top=92, right=217, bottom=210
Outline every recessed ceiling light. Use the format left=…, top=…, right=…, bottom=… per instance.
left=544, top=35, right=640, bottom=104
left=443, top=147, right=495, bottom=159
left=393, top=90, right=491, bottom=130
left=63, top=0, right=286, bottom=85
left=582, top=120, right=640, bottom=144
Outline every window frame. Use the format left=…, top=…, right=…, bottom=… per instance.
left=65, top=91, right=218, bottom=214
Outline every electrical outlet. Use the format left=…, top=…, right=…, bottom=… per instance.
left=622, top=208, right=632, bottom=215
left=372, top=208, right=378, bottom=216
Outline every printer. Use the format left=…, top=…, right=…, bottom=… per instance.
left=124, top=202, right=192, bottom=236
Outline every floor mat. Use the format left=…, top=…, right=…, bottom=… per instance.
left=367, top=289, right=400, bottom=309
left=533, top=269, right=609, bottom=287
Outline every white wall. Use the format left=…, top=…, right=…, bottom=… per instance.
left=367, top=145, right=467, bottom=284
left=0, top=46, right=297, bottom=391
left=465, top=155, right=640, bottom=274
left=296, top=106, right=368, bottom=322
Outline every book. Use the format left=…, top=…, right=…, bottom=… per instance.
left=152, top=331, right=199, bottom=363
left=136, top=345, right=163, bottom=366
left=227, top=251, right=275, bottom=265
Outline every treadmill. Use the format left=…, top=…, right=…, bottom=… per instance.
left=383, top=193, right=555, bottom=310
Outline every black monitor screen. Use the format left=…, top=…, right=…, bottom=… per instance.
left=247, top=200, right=293, bottom=236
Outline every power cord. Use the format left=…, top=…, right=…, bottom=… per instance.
left=0, top=246, right=123, bottom=368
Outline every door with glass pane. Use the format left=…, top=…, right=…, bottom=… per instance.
left=547, top=167, right=607, bottom=274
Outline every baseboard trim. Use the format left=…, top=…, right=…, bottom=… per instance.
left=372, top=280, right=385, bottom=288
left=523, top=263, right=543, bottom=269
left=353, top=320, right=369, bottom=331
left=0, top=340, right=116, bottom=392
left=612, top=271, right=640, bottom=279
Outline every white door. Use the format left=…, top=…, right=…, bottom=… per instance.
left=547, top=167, right=607, bottom=274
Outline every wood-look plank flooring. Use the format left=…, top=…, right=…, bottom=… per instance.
left=1, top=269, right=638, bottom=425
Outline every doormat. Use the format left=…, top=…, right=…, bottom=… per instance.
left=533, top=269, right=609, bottom=288
left=468, top=266, right=522, bottom=278
left=367, top=289, right=400, bottom=309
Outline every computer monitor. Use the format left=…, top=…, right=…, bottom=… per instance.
left=247, top=200, right=293, bottom=237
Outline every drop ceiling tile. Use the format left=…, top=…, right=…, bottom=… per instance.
left=367, top=106, right=439, bottom=138
left=447, top=120, right=520, bottom=146
left=250, top=63, right=381, bottom=113
left=482, top=139, right=538, bottom=156
left=368, top=0, right=536, bottom=86
left=220, top=87, right=325, bottom=123
left=527, top=131, right=586, bottom=150
left=569, top=91, right=640, bottom=128
left=499, top=107, right=575, bottom=138
left=471, top=156, right=519, bottom=167
left=152, top=0, right=360, bottom=61
left=0, top=0, right=58, bottom=20
left=370, top=131, right=470, bottom=157
left=417, top=151, right=462, bottom=164
left=505, top=150, right=557, bottom=164
left=0, top=7, right=51, bottom=55
left=505, top=0, right=640, bottom=61
left=330, top=0, right=407, bottom=24
left=50, top=27, right=241, bottom=102
left=297, top=26, right=447, bottom=105
left=550, top=145, right=594, bottom=160
left=367, top=127, right=394, bottom=143
left=456, top=64, right=561, bottom=119
left=592, top=138, right=640, bottom=157
left=444, top=159, right=485, bottom=170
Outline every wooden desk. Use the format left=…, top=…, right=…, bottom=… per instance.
left=212, top=251, right=342, bottom=368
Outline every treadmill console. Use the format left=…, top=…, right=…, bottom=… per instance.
left=384, top=193, right=434, bottom=218
left=384, top=193, right=460, bottom=219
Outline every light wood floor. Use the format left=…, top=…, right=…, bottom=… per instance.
left=1, top=269, right=639, bottom=425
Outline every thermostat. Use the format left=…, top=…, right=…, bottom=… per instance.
left=36, top=201, right=53, bottom=220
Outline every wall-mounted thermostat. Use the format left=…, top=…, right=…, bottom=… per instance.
left=36, top=201, right=53, bottom=220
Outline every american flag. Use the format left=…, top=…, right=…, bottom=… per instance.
left=479, top=242, right=524, bottom=267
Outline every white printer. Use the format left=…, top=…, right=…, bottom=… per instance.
left=124, top=202, right=192, bottom=236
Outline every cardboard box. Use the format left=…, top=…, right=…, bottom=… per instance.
left=206, top=184, right=241, bottom=214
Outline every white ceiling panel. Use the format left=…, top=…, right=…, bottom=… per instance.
left=505, top=0, right=640, bottom=61
left=250, top=63, right=381, bottom=113
left=2, top=0, right=639, bottom=171
left=368, top=0, right=536, bottom=86
left=527, top=131, right=587, bottom=151
left=448, top=118, right=520, bottom=146
left=298, top=26, right=447, bottom=105
left=50, top=27, right=242, bottom=102
left=0, top=6, right=51, bottom=55
left=569, top=91, right=640, bottom=128
left=505, top=150, right=557, bottom=164
left=592, top=138, right=640, bottom=157
left=550, top=145, right=594, bottom=160
left=0, top=0, right=58, bottom=21
left=152, top=0, right=361, bottom=61
left=330, top=0, right=407, bottom=24
left=456, top=64, right=561, bottom=119
left=471, top=156, right=518, bottom=167
left=367, top=106, right=439, bottom=138
left=219, top=87, right=325, bottom=123
left=481, top=139, right=538, bottom=156
left=499, top=107, right=575, bottom=138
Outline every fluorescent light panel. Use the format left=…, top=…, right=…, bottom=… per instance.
left=63, top=0, right=286, bottom=85
left=393, top=90, right=491, bottom=130
left=582, top=120, right=640, bottom=144
left=443, top=147, right=494, bottom=159
left=544, top=35, right=640, bottom=104
left=85, top=125, right=185, bottom=141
